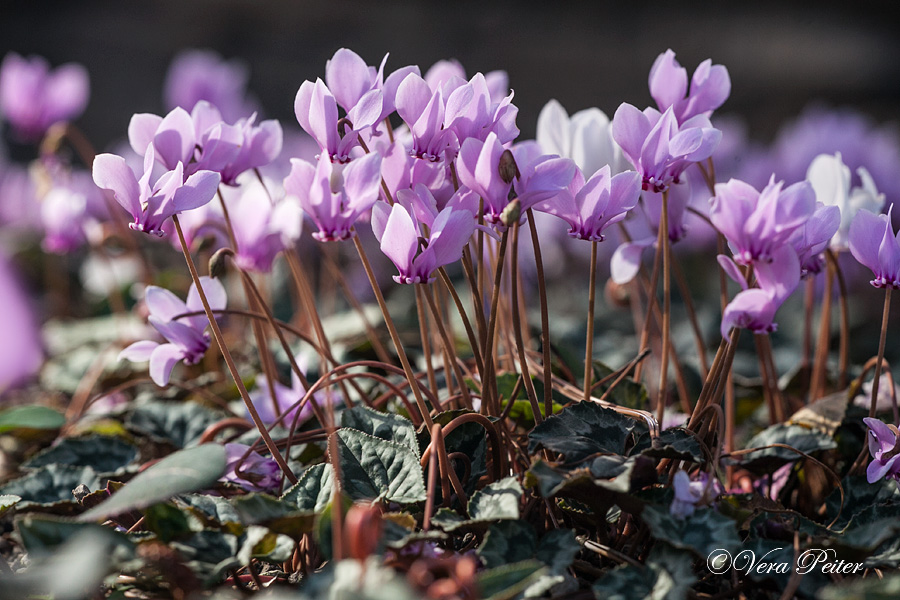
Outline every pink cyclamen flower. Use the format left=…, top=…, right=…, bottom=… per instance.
left=119, top=277, right=226, bottom=386
left=222, top=443, right=281, bottom=492
left=788, top=202, right=841, bottom=276
left=294, top=78, right=382, bottom=163
left=611, top=104, right=720, bottom=193
left=718, top=245, right=800, bottom=338
left=670, top=470, right=720, bottom=518
left=283, top=150, right=382, bottom=241
left=540, top=166, right=641, bottom=242
left=863, top=417, right=900, bottom=485
left=0, top=52, right=89, bottom=142
left=372, top=185, right=476, bottom=284
left=849, top=205, right=900, bottom=289
left=649, top=49, right=730, bottom=124
left=92, top=146, right=220, bottom=236
left=325, top=48, right=418, bottom=123
left=710, top=176, right=816, bottom=266
left=226, top=176, right=302, bottom=272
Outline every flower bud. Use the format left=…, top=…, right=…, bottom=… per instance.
left=498, top=149, right=519, bottom=184
left=500, top=198, right=520, bottom=227
left=208, top=247, right=232, bottom=279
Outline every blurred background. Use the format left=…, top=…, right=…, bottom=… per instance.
left=3, top=0, right=899, bottom=149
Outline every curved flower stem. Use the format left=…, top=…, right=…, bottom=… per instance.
left=869, top=287, right=892, bottom=419
left=437, top=266, right=484, bottom=378
left=526, top=210, right=554, bottom=416
left=481, top=228, right=511, bottom=416
left=826, top=249, right=851, bottom=388
left=809, top=266, right=835, bottom=402
left=510, top=223, right=542, bottom=424
left=352, top=234, right=435, bottom=433
left=423, top=285, right=474, bottom=410
left=321, top=250, right=393, bottom=365
left=415, top=286, right=438, bottom=395
left=657, top=190, right=672, bottom=426
left=423, top=424, right=441, bottom=530
left=584, top=240, right=598, bottom=403
left=172, top=215, right=296, bottom=485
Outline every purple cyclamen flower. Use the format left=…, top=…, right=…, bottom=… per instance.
left=849, top=205, right=900, bottom=289
left=540, top=166, right=641, bottom=242
left=863, top=417, right=900, bottom=485
left=128, top=106, right=201, bottom=173
left=294, top=78, right=382, bottom=163
left=423, top=59, right=510, bottom=106
left=249, top=357, right=342, bottom=426
left=225, top=176, right=302, bottom=272
left=718, top=244, right=800, bottom=338
left=164, top=49, right=258, bottom=123
left=283, top=150, right=382, bottom=242
left=0, top=52, right=89, bottom=142
left=787, top=202, right=841, bottom=276
left=710, top=176, right=816, bottom=266
left=649, top=49, right=730, bottom=124
left=218, top=113, right=283, bottom=185
left=670, top=470, right=720, bottom=518
left=612, top=104, right=720, bottom=193
left=221, top=443, right=281, bottom=492
left=372, top=185, right=476, bottom=284
left=443, top=72, right=519, bottom=147
left=806, top=152, right=885, bottom=250
left=92, top=146, right=221, bottom=237
left=119, top=277, right=226, bottom=386
left=395, top=73, right=454, bottom=162
left=456, top=133, right=575, bottom=227
left=325, top=48, right=418, bottom=124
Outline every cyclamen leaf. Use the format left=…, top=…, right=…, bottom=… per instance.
left=23, top=435, right=139, bottom=473
left=340, top=405, right=419, bottom=457
left=528, top=401, right=642, bottom=462
left=282, top=462, right=334, bottom=513
left=641, top=505, right=741, bottom=559
left=333, top=428, right=426, bottom=504
left=78, top=444, right=226, bottom=522
left=469, top=476, right=522, bottom=521
left=0, top=464, right=102, bottom=505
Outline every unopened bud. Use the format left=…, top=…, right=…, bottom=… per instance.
left=208, top=248, right=232, bottom=279
left=498, top=149, right=519, bottom=184
left=500, top=198, right=521, bottom=227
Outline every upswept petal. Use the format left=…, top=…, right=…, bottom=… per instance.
left=284, top=158, right=316, bottom=207
left=648, top=49, right=687, bottom=113
left=145, top=285, right=189, bottom=322
left=186, top=276, right=227, bottom=314
left=128, top=113, right=164, bottom=156
left=149, top=343, right=186, bottom=386
left=720, top=288, right=778, bottom=338
left=379, top=203, right=418, bottom=276
left=92, top=153, right=141, bottom=217
left=342, top=151, right=382, bottom=211
left=307, top=79, right=339, bottom=156
left=119, top=340, right=160, bottom=363
left=754, top=245, right=801, bottom=302
left=370, top=201, right=391, bottom=242
left=683, top=61, right=730, bottom=119
left=395, top=73, right=433, bottom=129
left=717, top=255, right=749, bottom=290
left=848, top=207, right=886, bottom=274
left=382, top=65, right=420, bottom=116
left=173, top=169, right=221, bottom=212
left=611, top=237, right=655, bottom=285
left=346, top=88, right=383, bottom=130
left=426, top=208, right=475, bottom=268
left=607, top=170, right=641, bottom=215
left=152, top=107, right=196, bottom=170
left=611, top=103, right=650, bottom=168
left=325, top=48, right=373, bottom=112
left=864, top=417, right=896, bottom=456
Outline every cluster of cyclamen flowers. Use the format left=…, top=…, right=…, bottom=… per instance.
left=6, top=47, right=900, bottom=491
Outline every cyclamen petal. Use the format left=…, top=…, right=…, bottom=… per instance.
left=850, top=206, right=900, bottom=288
left=148, top=344, right=186, bottom=387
